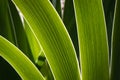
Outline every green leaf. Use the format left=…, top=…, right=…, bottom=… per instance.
left=111, top=0, right=120, bottom=79
left=25, top=21, right=53, bottom=80
left=63, top=0, right=79, bottom=59
left=8, top=0, right=34, bottom=61
left=0, top=0, right=15, bottom=44
left=0, top=0, right=21, bottom=79
left=39, top=60, right=54, bottom=80
left=12, top=0, right=81, bottom=80
left=24, top=21, right=45, bottom=66
left=50, top=0, right=62, bottom=17
left=103, top=0, right=116, bottom=54
left=73, top=0, right=109, bottom=80
left=0, top=36, right=44, bottom=80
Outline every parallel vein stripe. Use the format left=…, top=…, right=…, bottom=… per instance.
left=0, top=36, right=44, bottom=80
left=12, top=0, right=81, bottom=80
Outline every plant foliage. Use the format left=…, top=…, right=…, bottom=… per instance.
left=0, top=0, right=119, bottom=80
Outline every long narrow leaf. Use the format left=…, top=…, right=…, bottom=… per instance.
left=0, top=0, right=21, bottom=79
left=0, top=36, right=44, bottom=80
left=73, top=0, right=109, bottom=80
left=12, top=0, right=81, bottom=80
left=24, top=21, right=45, bottom=66
left=50, top=0, right=62, bottom=17
left=63, top=0, right=79, bottom=59
left=103, top=0, right=116, bottom=54
left=111, top=0, right=120, bottom=79
left=25, top=19, right=53, bottom=80
left=0, top=0, right=15, bottom=44
left=8, top=0, right=34, bottom=61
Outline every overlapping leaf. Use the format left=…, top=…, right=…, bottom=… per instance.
left=0, top=36, right=44, bottom=80
left=12, top=0, right=81, bottom=80
left=63, top=0, right=79, bottom=59
left=111, top=0, right=120, bottom=79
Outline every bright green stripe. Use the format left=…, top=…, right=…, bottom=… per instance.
left=63, top=0, right=79, bottom=59
left=24, top=21, right=45, bottom=66
left=24, top=21, right=41, bottom=61
left=50, top=0, right=62, bottom=17
left=55, top=0, right=62, bottom=17
left=73, top=0, right=109, bottom=80
left=103, top=0, right=116, bottom=55
left=0, top=36, right=44, bottom=80
left=0, top=0, right=20, bottom=79
left=111, top=0, right=120, bottom=79
left=8, top=0, right=33, bottom=61
left=12, top=0, right=80, bottom=80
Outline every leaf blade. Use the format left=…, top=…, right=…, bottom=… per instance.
left=12, top=0, right=81, bottom=80
left=63, top=0, right=79, bottom=59
left=0, top=36, right=44, bottom=80
left=50, top=0, right=62, bottom=17
left=8, top=0, right=34, bottom=61
left=73, top=0, right=109, bottom=80
left=111, top=0, right=120, bottom=79
left=24, top=21, right=45, bottom=66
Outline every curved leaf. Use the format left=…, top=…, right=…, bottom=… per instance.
left=111, top=0, right=120, bottom=79
left=50, top=0, right=62, bottom=17
left=12, top=0, right=81, bottom=80
left=8, top=0, right=34, bottom=61
left=0, top=0, right=20, bottom=79
left=24, top=21, right=45, bottom=64
left=0, top=36, right=44, bottom=80
left=103, top=0, right=116, bottom=55
left=63, top=0, right=79, bottom=59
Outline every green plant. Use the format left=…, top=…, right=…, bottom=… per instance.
left=0, top=0, right=119, bottom=80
